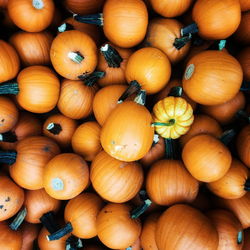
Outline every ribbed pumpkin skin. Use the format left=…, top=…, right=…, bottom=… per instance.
left=9, top=31, right=53, bottom=66
left=20, top=222, right=40, bottom=250
left=234, top=12, right=250, bottom=45
left=237, top=125, right=250, bottom=168
left=10, top=136, right=61, bottom=190
left=91, top=151, right=143, bottom=203
left=100, top=101, right=154, bottom=162
left=0, top=40, right=20, bottom=83
left=156, top=204, right=219, bottom=250
left=146, top=159, right=199, bottom=206
left=96, top=203, right=141, bottom=249
left=16, top=65, right=60, bottom=113
left=237, top=47, right=250, bottom=82
left=183, top=51, right=243, bottom=106
left=145, top=18, right=190, bottom=64
left=182, top=134, right=232, bottom=182
left=192, top=0, right=241, bottom=40
left=0, top=175, right=24, bottom=221
left=103, top=0, right=148, bottom=48
left=125, top=47, right=171, bottom=94
left=50, top=30, right=98, bottom=80
left=206, top=209, right=243, bottom=250
left=64, top=193, right=104, bottom=239
left=24, top=188, right=61, bottom=224
left=207, top=159, right=249, bottom=199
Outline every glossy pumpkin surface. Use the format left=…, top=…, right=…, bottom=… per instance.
left=237, top=125, right=250, bottom=167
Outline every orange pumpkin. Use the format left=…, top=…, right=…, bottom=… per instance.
left=43, top=114, right=77, bottom=148
left=182, top=134, right=232, bottom=182
left=0, top=175, right=24, bottom=221
left=234, top=11, right=250, bottom=45
left=145, top=18, right=191, bottom=64
left=71, top=121, right=102, bottom=161
left=20, top=222, right=40, bottom=250
left=9, top=31, right=53, bottom=66
left=43, top=153, right=89, bottom=200
left=50, top=30, right=98, bottom=80
left=90, top=151, right=143, bottom=203
left=239, top=0, right=250, bottom=11
left=236, top=125, right=250, bottom=167
left=0, top=40, right=20, bottom=83
left=200, top=91, right=246, bottom=125
left=237, top=47, right=250, bottom=82
left=8, top=0, right=55, bottom=32
left=183, top=50, right=243, bottom=105
left=192, top=0, right=241, bottom=40
left=0, top=0, right=8, bottom=8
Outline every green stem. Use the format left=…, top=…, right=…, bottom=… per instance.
left=218, top=40, right=226, bottom=51
left=118, top=80, right=141, bottom=103
left=47, top=222, right=73, bottom=241
left=134, top=90, right=146, bottom=106
left=32, top=0, right=44, bottom=9
left=152, top=119, right=175, bottom=127
left=66, top=235, right=83, bottom=250
left=100, top=44, right=123, bottom=68
left=39, top=212, right=60, bottom=234
left=78, top=71, right=105, bottom=86
left=181, top=23, right=198, bottom=37
left=168, top=86, right=183, bottom=97
left=244, top=178, right=250, bottom=191
left=0, top=83, right=19, bottom=95
left=58, top=23, right=74, bottom=33
left=220, top=129, right=236, bottom=146
left=73, top=13, right=103, bottom=26
left=236, top=110, right=250, bottom=123
left=9, top=207, right=27, bottom=231
left=47, top=123, right=62, bottom=135
left=174, top=34, right=192, bottom=50
left=131, top=199, right=152, bottom=219
left=0, top=151, right=17, bottom=165
left=68, top=52, right=84, bottom=64
left=237, top=231, right=243, bottom=244
left=164, top=138, right=178, bottom=159
left=139, top=190, right=149, bottom=201
left=0, top=131, right=17, bottom=142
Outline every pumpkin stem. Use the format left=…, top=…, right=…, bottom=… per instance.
left=174, top=34, right=192, bottom=50
left=236, top=110, right=250, bottom=123
left=165, top=138, right=178, bottom=159
left=134, top=90, right=146, bottom=106
left=139, top=189, right=149, bottom=201
left=0, top=82, right=19, bottom=95
left=220, top=129, right=236, bottom=146
left=152, top=134, right=160, bottom=146
left=126, top=247, right=132, bottom=250
left=0, top=131, right=17, bottom=142
left=244, top=179, right=250, bottom=191
left=47, top=123, right=62, bottom=135
left=32, top=0, right=44, bottom=9
left=47, top=222, right=73, bottom=241
left=240, top=81, right=250, bottom=92
left=0, top=151, right=17, bottom=165
left=66, top=235, right=83, bottom=250
left=78, top=71, right=105, bottom=86
left=40, top=212, right=60, bottom=234
left=181, top=23, right=199, bottom=37
left=218, top=40, right=226, bottom=51
left=73, top=13, right=103, bottom=26
left=152, top=119, right=175, bottom=127
left=118, top=80, right=141, bottom=103
left=9, top=207, right=27, bottom=231
left=131, top=199, right=152, bottom=219
left=168, top=86, right=183, bottom=97
left=68, top=51, right=84, bottom=64
left=237, top=231, right=243, bottom=244
left=58, top=23, right=74, bottom=33
left=100, top=44, right=123, bottom=68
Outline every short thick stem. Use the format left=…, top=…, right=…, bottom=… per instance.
left=174, top=34, right=192, bottom=50
left=131, top=199, right=152, bottom=219
left=100, top=44, right=123, bottom=68
left=134, top=90, right=146, bottom=106
left=244, top=179, right=250, bottom=191
left=118, top=80, right=141, bottom=103
left=0, top=83, right=19, bottom=95
left=47, top=222, right=73, bottom=241
left=40, top=212, right=60, bottom=234
left=237, top=231, right=243, bottom=244
left=78, top=71, right=105, bottom=86
left=0, top=151, right=17, bottom=165
left=32, top=0, right=44, bottom=9
left=66, top=235, right=83, bottom=250
left=181, top=23, right=198, bottom=37
left=9, top=207, right=27, bottom=231
left=0, top=131, right=17, bottom=142
left=73, top=13, right=103, bottom=26
left=68, top=52, right=84, bottom=64
left=58, top=23, right=74, bottom=33
left=47, top=123, right=62, bottom=135
left=220, top=129, right=236, bottom=146
left=168, top=86, right=183, bottom=97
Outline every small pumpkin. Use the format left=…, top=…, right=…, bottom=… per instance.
left=237, top=47, right=250, bottom=82
left=20, top=222, right=40, bottom=250
left=71, top=121, right=102, bottom=161
left=234, top=11, right=250, bottom=45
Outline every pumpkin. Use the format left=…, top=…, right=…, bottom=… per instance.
left=0, top=40, right=20, bottom=83
left=24, top=188, right=61, bottom=224
left=64, top=192, right=104, bottom=239
left=146, top=159, right=199, bottom=206
left=234, top=11, right=250, bottom=45
left=43, top=153, right=89, bottom=200
left=43, top=114, right=78, bottom=148
left=9, top=31, right=53, bottom=66
left=0, top=0, right=8, bottom=8
left=149, top=0, right=193, bottom=18
left=20, top=222, right=40, bottom=250
left=96, top=203, right=141, bottom=249
left=7, top=0, right=55, bottom=32
left=182, top=134, right=232, bottom=182
left=50, top=30, right=97, bottom=80
left=97, top=43, right=133, bottom=87
left=145, top=18, right=191, bottom=64
left=0, top=96, right=18, bottom=134
left=179, top=114, right=223, bottom=146
left=57, top=79, right=97, bottom=120
left=236, top=125, right=250, bottom=167
left=152, top=96, right=194, bottom=139
left=192, top=0, right=241, bottom=40
left=140, top=213, right=160, bottom=250
left=9, top=135, right=60, bottom=190
left=237, top=47, right=250, bottom=82
left=100, top=91, right=154, bottom=162
left=200, top=91, right=246, bottom=125
left=71, top=121, right=102, bottom=161
left=90, top=151, right=143, bottom=203
left=239, top=0, right=250, bottom=11
left=0, top=174, right=24, bottom=221
left=207, top=159, right=249, bottom=199
left=183, top=50, right=243, bottom=106
left=156, top=204, right=218, bottom=250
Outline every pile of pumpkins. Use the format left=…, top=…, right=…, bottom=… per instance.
left=0, top=0, right=249, bottom=249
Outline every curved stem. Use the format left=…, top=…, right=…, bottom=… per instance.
left=40, top=212, right=60, bottom=234
left=168, top=86, right=183, bottom=97
left=32, top=0, right=44, bottom=9
left=47, top=222, right=73, bottom=241
left=66, top=235, right=83, bottom=250
left=78, top=71, right=105, bottom=86
left=68, top=52, right=84, bottom=64
left=244, top=178, right=250, bottom=191
left=47, top=123, right=62, bottom=135
left=100, top=44, right=123, bottom=68
left=134, top=90, right=146, bottom=106
left=220, top=129, right=236, bottom=146
left=118, top=80, right=141, bottom=103
left=181, top=23, right=198, bottom=37
left=0, top=83, right=19, bottom=95
left=0, top=151, right=17, bottom=165
left=0, top=131, right=17, bottom=142
left=73, top=13, right=103, bottom=26
left=9, top=207, right=27, bottom=231
left=131, top=199, right=152, bottom=219
left=174, top=34, right=192, bottom=50
left=152, top=119, right=175, bottom=127
left=58, top=23, right=74, bottom=33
